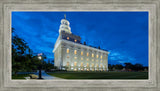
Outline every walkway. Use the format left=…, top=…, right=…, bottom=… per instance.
left=25, top=71, right=65, bottom=80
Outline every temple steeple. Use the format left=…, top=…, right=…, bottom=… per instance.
left=64, top=14, right=66, bottom=19
left=59, top=14, right=71, bottom=34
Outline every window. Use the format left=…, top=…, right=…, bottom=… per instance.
left=96, top=64, right=99, bottom=67
left=87, top=58, right=89, bottom=61
left=92, top=63, right=94, bottom=67
left=67, top=62, right=69, bottom=66
left=96, top=60, right=98, bottom=62
left=92, top=53, right=94, bottom=57
left=74, top=39, right=77, bottom=42
left=101, top=64, right=103, bottom=68
left=81, top=51, right=83, bottom=56
left=101, top=60, right=103, bottom=63
left=74, top=62, right=77, bottom=66
left=92, top=59, right=94, bottom=61
left=104, top=65, right=106, bottom=68
left=81, top=57, right=83, bottom=60
left=67, top=37, right=69, bottom=40
left=66, top=48, right=69, bottom=53
left=74, top=50, right=77, bottom=55
left=81, top=62, right=83, bottom=67
left=87, top=52, right=89, bottom=56
left=74, top=57, right=77, bottom=59
left=67, top=56, right=69, bottom=58
left=97, top=55, right=99, bottom=58
left=101, top=55, right=103, bottom=59
left=87, top=63, right=89, bottom=67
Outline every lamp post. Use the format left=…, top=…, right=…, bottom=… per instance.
left=38, top=55, right=43, bottom=79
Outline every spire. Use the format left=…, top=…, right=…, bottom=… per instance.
left=64, top=14, right=66, bottom=19
left=59, top=14, right=71, bottom=34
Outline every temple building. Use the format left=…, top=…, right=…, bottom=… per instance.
left=53, top=15, right=109, bottom=71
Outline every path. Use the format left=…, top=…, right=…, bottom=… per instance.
left=25, top=71, right=65, bottom=80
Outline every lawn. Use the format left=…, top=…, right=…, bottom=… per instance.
left=48, top=71, right=148, bottom=79
left=12, top=74, right=29, bottom=79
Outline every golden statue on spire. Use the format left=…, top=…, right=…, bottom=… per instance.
left=64, top=14, right=66, bottom=19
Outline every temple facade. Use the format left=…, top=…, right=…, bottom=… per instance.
left=53, top=15, right=109, bottom=71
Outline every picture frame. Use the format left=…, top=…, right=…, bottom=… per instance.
left=0, top=0, right=159, bottom=91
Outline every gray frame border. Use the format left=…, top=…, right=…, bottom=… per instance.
left=0, top=0, right=159, bottom=91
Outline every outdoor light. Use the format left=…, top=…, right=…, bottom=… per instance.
left=37, top=54, right=43, bottom=79
left=38, top=56, right=42, bottom=60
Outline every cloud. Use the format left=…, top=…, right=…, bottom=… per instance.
left=12, top=11, right=148, bottom=66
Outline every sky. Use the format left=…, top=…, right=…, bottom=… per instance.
left=12, top=11, right=148, bottom=66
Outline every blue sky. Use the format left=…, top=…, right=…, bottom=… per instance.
left=12, top=11, right=148, bottom=66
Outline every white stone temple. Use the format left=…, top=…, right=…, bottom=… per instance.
left=53, top=15, right=109, bottom=71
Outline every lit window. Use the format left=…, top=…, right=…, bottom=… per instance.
left=104, top=65, right=106, bottom=68
left=101, top=55, right=103, bottom=59
left=92, top=63, right=94, bottom=67
left=101, top=64, right=103, bottom=68
left=74, top=50, right=77, bottom=55
left=74, top=62, right=77, bottom=66
left=74, top=39, right=77, bottom=42
left=67, top=62, right=69, bottom=66
left=96, top=64, right=99, bottom=67
left=67, top=56, right=69, bottom=58
left=74, top=57, right=77, bottom=59
left=81, top=57, right=83, bottom=60
left=97, top=55, right=99, bottom=58
left=87, top=52, right=89, bottom=56
left=96, top=60, right=98, bottom=62
left=92, top=53, right=94, bottom=57
left=67, top=37, right=69, bottom=40
left=92, top=59, right=94, bottom=61
left=87, top=58, right=89, bottom=61
left=81, top=62, right=83, bottom=67
left=87, top=63, right=89, bottom=67
left=81, top=51, right=83, bottom=56
left=66, top=48, right=69, bottom=53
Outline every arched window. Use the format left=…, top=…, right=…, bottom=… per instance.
left=81, top=51, right=83, bottom=56
left=81, top=62, right=83, bottom=67
left=92, top=53, right=94, bottom=57
left=66, top=48, right=69, bottom=53
left=74, top=62, right=77, bottom=66
left=74, top=50, right=77, bottom=55
left=97, top=55, right=99, bottom=58
left=92, top=63, right=94, bottom=67
left=81, top=57, right=83, bottom=60
left=87, top=52, right=89, bottom=56
left=87, top=63, right=89, bottom=67
left=67, top=37, right=69, bottom=40
left=67, top=62, right=69, bottom=66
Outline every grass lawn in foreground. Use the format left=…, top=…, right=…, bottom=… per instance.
left=12, top=74, right=29, bottom=79
left=48, top=71, right=148, bottom=79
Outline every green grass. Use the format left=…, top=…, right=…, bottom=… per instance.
left=12, top=74, right=29, bottom=79
left=48, top=71, right=148, bottom=79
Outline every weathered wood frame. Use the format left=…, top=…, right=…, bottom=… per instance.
left=0, top=0, right=159, bottom=91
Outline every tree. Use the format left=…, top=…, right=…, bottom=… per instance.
left=115, top=64, right=123, bottom=70
left=108, top=64, right=112, bottom=71
left=124, top=63, right=134, bottom=70
left=133, top=63, right=144, bottom=71
left=12, top=28, right=41, bottom=74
